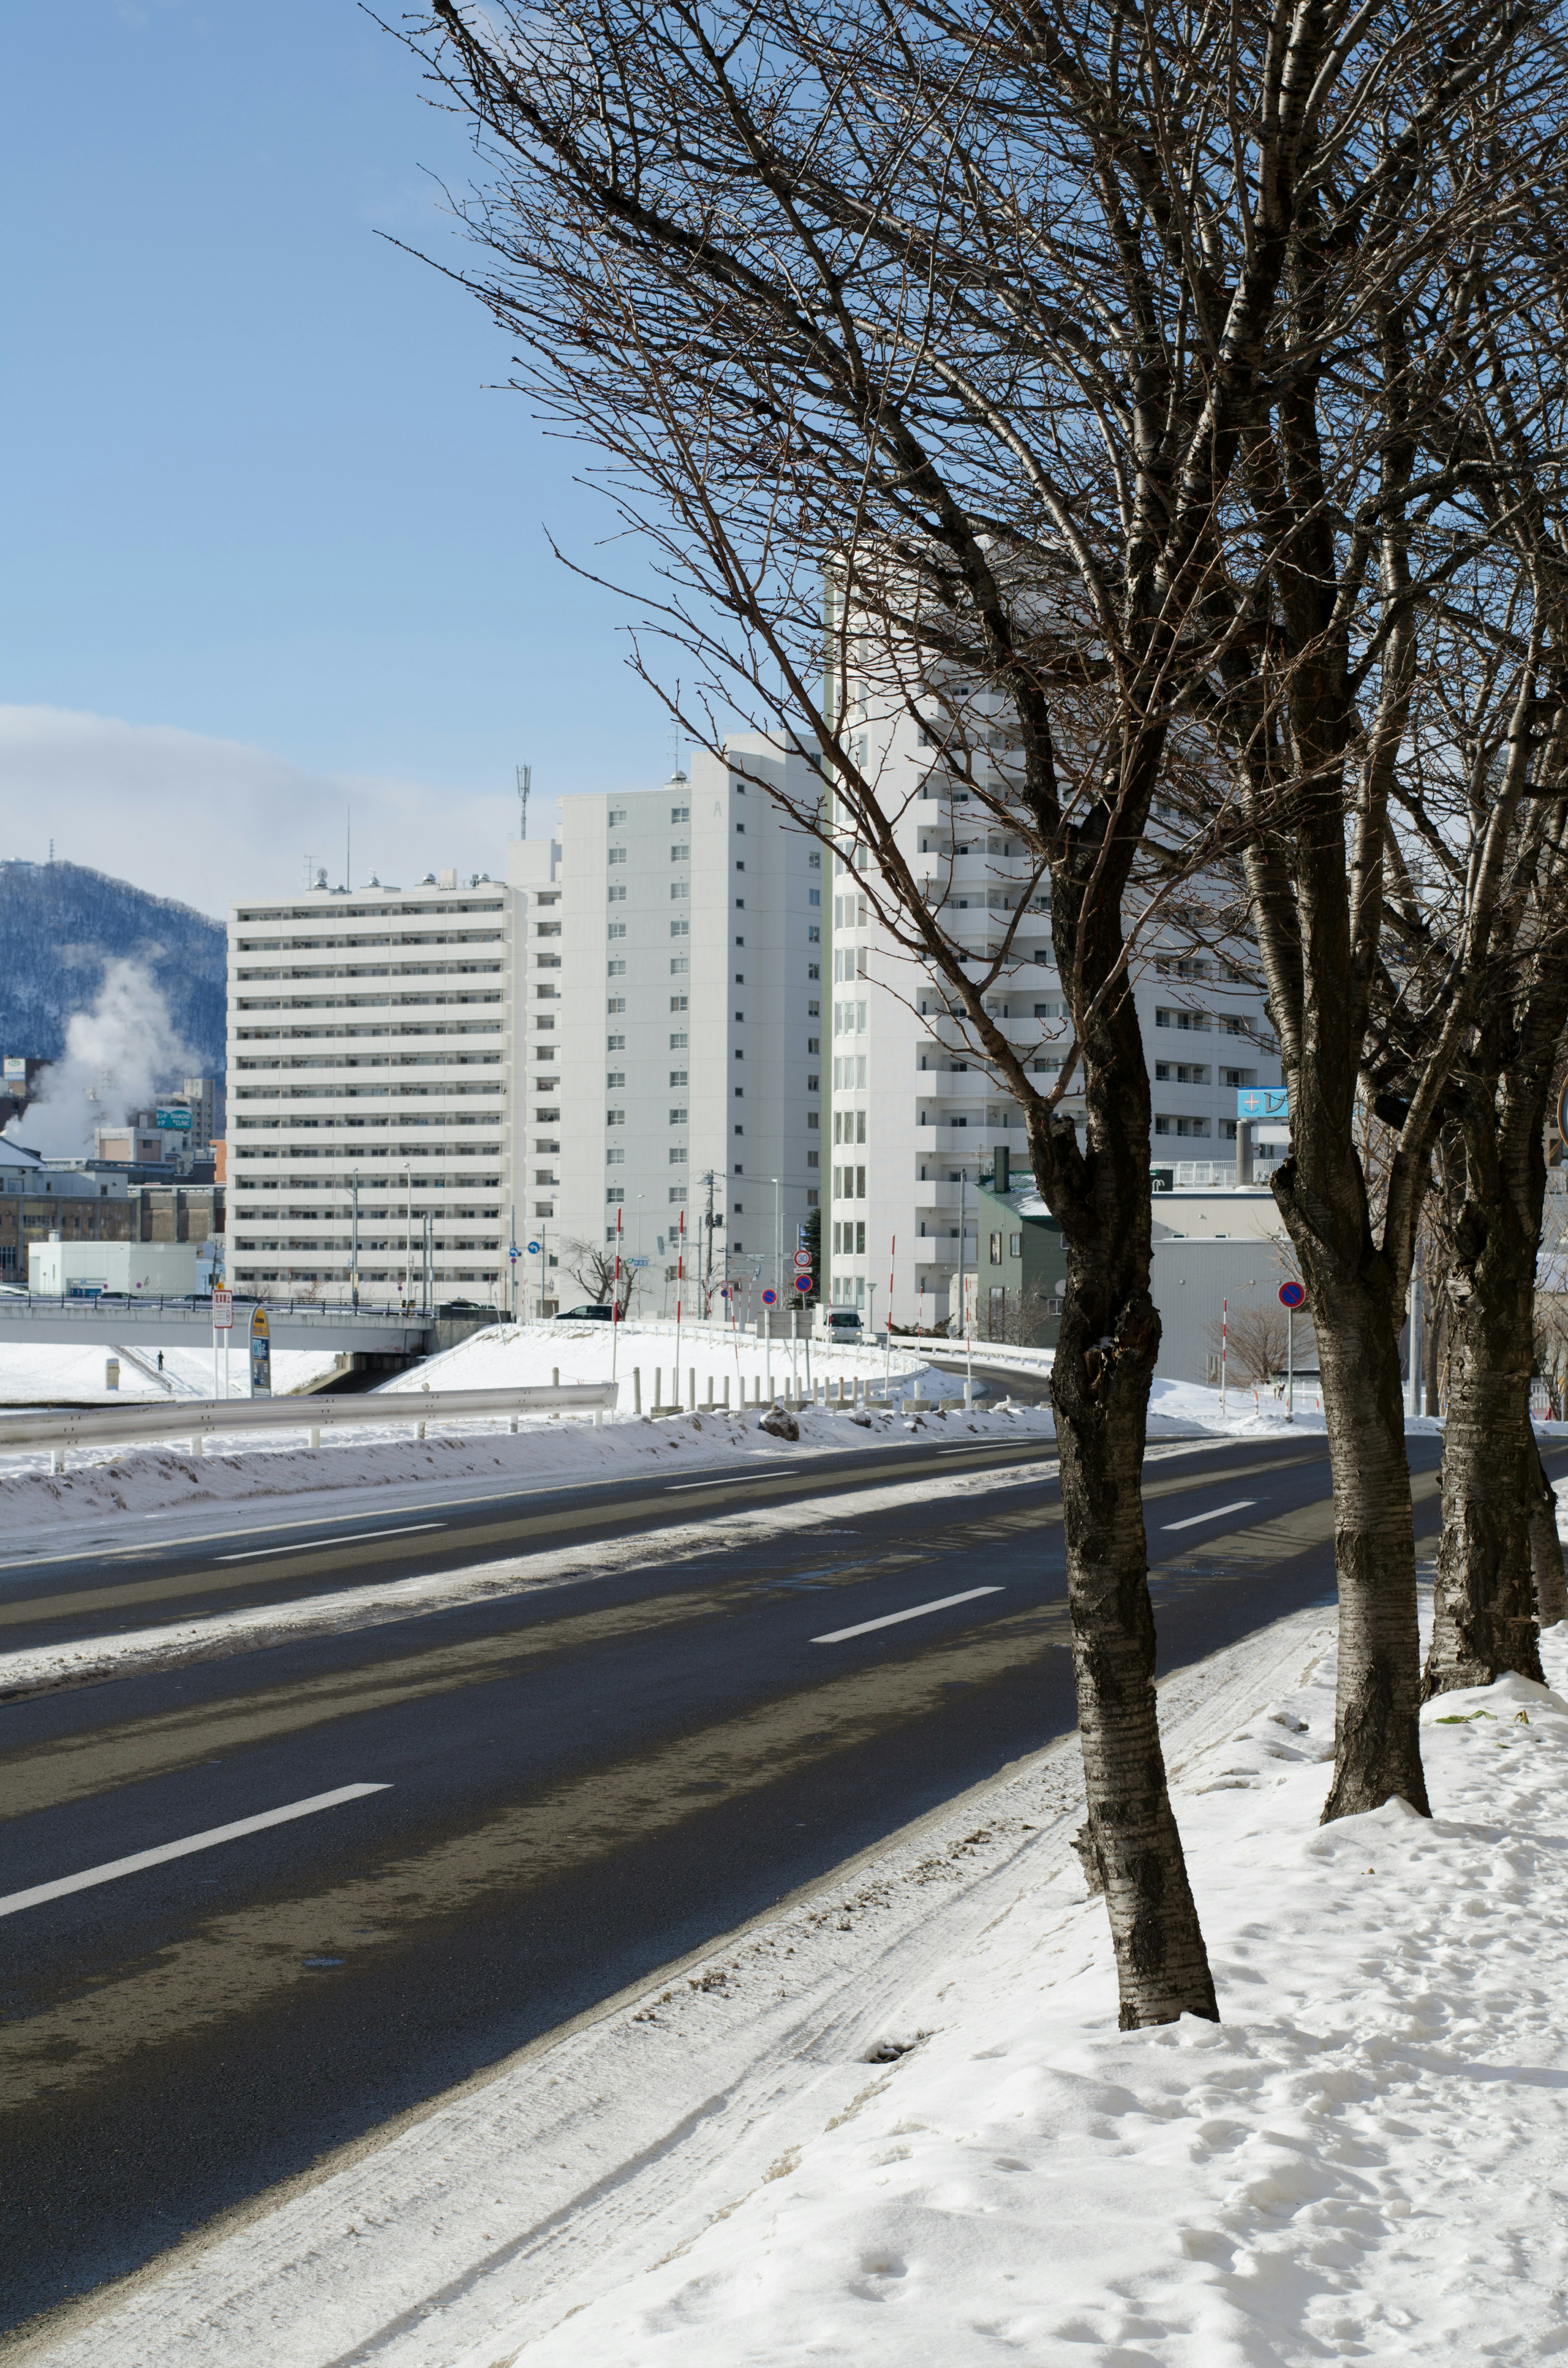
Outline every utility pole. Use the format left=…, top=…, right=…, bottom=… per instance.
left=703, top=1168, right=717, bottom=1308
left=517, top=763, right=530, bottom=839
left=350, top=1168, right=360, bottom=1311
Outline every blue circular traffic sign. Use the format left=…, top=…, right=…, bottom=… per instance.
left=761, top=1287, right=778, bottom=1304
left=526, top=1240, right=541, bottom=1255
left=794, top=1275, right=814, bottom=1293
left=1278, top=1280, right=1305, bottom=1309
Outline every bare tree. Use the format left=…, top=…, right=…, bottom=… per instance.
left=398, top=0, right=1568, bottom=2004
left=561, top=1238, right=639, bottom=1316
left=1204, top=1304, right=1293, bottom=1392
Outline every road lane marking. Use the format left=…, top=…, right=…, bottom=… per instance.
left=1162, top=1499, right=1256, bottom=1532
left=216, top=1523, right=445, bottom=1562
left=0, top=1783, right=391, bottom=1919
left=813, top=1586, right=1003, bottom=1643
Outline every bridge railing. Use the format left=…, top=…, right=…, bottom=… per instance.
left=0, top=1383, right=618, bottom=1473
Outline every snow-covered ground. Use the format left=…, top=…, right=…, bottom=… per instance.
left=378, top=1318, right=950, bottom=1402
left=0, top=1340, right=341, bottom=1407
left=27, top=1599, right=1568, bottom=2367
left=0, top=1400, right=1057, bottom=1565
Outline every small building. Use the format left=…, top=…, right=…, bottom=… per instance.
left=968, top=1153, right=1304, bottom=1384
left=27, top=1238, right=216, bottom=1298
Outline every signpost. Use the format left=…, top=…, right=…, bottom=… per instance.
left=212, top=1287, right=233, bottom=1401
left=249, top=1305, right=271, bottom=1399
left=1278, top=1279, right=1305, bottom=1418
left=154, top=1106, right=193, bottom=1133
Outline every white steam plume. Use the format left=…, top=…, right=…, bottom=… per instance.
left=3, top=959, right=197, bottom=1157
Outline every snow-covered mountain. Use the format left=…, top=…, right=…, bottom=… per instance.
left=0, top=859, right=225, bottom=1073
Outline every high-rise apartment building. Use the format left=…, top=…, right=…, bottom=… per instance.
left=507, top=739, right=824, bottom=1314
left=225, top=874, right=521, bottom=1299
left=824, top=693, right=1284, bottom=1327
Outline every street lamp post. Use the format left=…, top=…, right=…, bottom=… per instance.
left=350, top=1168, right=360, bottom=1311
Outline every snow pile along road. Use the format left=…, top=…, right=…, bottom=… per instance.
left=0, top=1400, right=1054, bottom=1562
left=28, top=1611, right=1568, bottom=2366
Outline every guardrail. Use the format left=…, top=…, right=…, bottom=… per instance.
left=0, top=1384, right=618, bottom=1473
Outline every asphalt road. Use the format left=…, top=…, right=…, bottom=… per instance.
left=0, top=1425, right=1496, bottom=2332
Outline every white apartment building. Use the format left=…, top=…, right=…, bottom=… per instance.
left=226, top=872, right=521, bottom=1302
left=825, top=698, right=1285, bottom=1327
left=506, top=740, right=824, bottom=1315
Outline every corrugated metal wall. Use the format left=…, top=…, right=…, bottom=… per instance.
left=1150, top=1237, right=1311, bottom=1383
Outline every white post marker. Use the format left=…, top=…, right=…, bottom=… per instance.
left=212, top=1286, right=233, bottom=1402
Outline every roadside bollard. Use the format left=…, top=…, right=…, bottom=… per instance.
left=634, top=1367, right=643, bottom=1414
left=688, top=1367, right=696, bottom=1411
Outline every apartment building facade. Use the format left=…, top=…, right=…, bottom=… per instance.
left=507, top=740, right=824, bottom=1315
left=225, top=874, right=521, bottom=1301
left=824, top=689, right=1285, bottom=1327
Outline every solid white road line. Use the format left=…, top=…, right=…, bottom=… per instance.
left=812, top=1586, right=1003, bottom=1644
left=1161, top=1498, right=1257, bottom=1532
left=0, top=1783, right=392, bottom=1920
left=216, top=1523, right=445, bottom=1562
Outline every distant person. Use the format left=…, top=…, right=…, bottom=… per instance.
left=157, top=1351, right=164, bottom=1373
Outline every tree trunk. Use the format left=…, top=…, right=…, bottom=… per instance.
left=1052, top=1254, right=1217, bottom=2026
left=1045, top=957, right=1218, bottom=2026
left=1528, top=1432, right=1567, bottom=1629
left=1274, top=1160, right=1431, bottom=1819
left=1424, top=1194, right=1544, bottom=1694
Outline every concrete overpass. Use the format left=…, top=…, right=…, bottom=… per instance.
left=0, top=1297, right=497, bottom=1354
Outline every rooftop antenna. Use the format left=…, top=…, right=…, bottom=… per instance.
left=668, top=718, right=686, bottom=785
left=345, top=804, right=351, bottom=892
left=517, top=763, right=530, bottom=839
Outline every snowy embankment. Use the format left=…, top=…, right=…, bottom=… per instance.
left=379, top=1317, right=948, bottom=1401
left=0, top=1323, right=998, bottom=1548
left=0, top=1396, right=1054, bottom=1565
left=31, top=1612, right=1568, bottom=2367
left=0, top=1340, right=342, bottom=1407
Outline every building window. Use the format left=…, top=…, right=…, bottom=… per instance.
left=606, top=1071, right=626, bottom=1088
left=671, top=996, right=688, bottom=1012
left=808, top=925, right=820, bottom=943
left=669, top=1106, right=688, bottom=1123
left=607, top=1148, right=626, bottom=1164
left=536, top=1202, right=556, bottom=1217
left=608, top=884, right=626, bottom=902
left=607, top=1108, right=626, bottom=1125
left=670, top=805, right=688, bottom=823
left=807, top=1151, right=819, bottom=1169
left=989, top=1231, right=1002, bottom=1264
left=808, top=963, right=820, bottom=980
left=609, top=806, right=628, bottom=824
left=671, top=843, right=690, bottom=860
left=608, top=846, right=628, bottom=863
left=670, top=958, right=689, bottom=974
left=1009, top=1232, right=1022, bottom=1257
left=669, top=1147, right=687, bottom=1165
left=608, top=1033, right=626, bottom=1050
left=608, top=960, right=626, bottom=977
left=670, top=1067, right=688, bottom=1086
left=608, top=922, right=626, bottom=939
left=671, top=881, right=689, bottom=899
left=808, top=887, right=820, bottom=905
left=607, top=997, right=626, bottom=1013
left=668, top=1188, right=684, bottom=1204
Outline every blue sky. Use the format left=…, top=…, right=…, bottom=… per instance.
left=0, top=1, right=681, bottom=910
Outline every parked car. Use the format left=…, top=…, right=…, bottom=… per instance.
left=555, top=1302, right=615, bottom=1321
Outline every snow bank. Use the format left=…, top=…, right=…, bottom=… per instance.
left=33, top=1609, right=1568, bottom=2367
left=377, top=1318, right=955, bottom=1399
left=0, top=1400, right=1053, bottom=1562
left=0, top=1341, right=340, bottom=1407
left=502, top=1643, right=1568, bottom=2368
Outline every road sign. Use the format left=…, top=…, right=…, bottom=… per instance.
left=793, top=1249, right=813, bottom=1269
left=761, top=1287, right=778, bottom=1305
left=1279, top=1280, right=1306, bottom=1309
left=249, top=1304, right=272, bottom=1398
left=508, top=1246, right=520, bottom=1261
left=628, top=1255, right=650, bottom=1268
left=154, top=1106, right=193, bottom=1132
left=211, top=1289, right=234, bottom=1331
left=1237, top=1087, right=1290, bottom=1122
left=526, top=1240, right=541, bottom=1255
left=794, top=1275, right=814, bottom=1293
